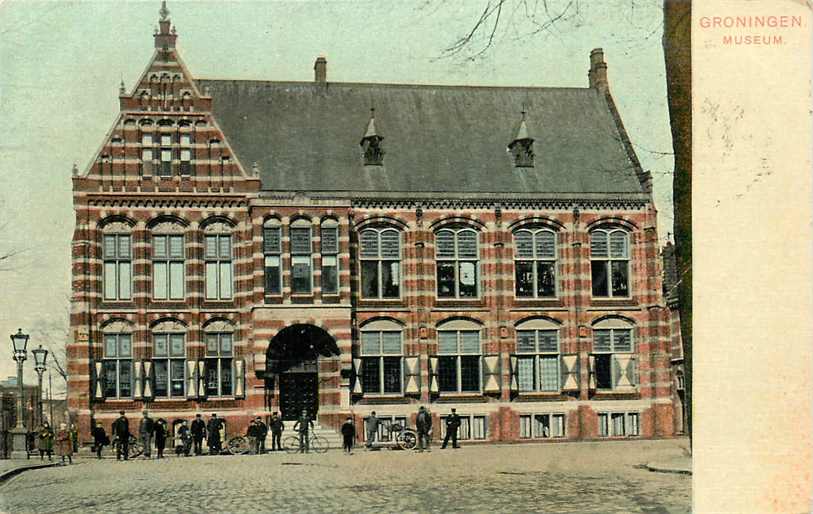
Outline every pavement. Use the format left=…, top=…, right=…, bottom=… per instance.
left=0, top=438, right=691, bottom=513
left=0, top=458, right=60, bottom=484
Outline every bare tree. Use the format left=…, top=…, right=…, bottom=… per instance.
left=29, top=295, right=70, bottom=397
left=427, top=0, right=692, bottom=445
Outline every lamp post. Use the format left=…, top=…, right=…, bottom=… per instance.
left=32, top=345, right=48, bottom=428
left=10, top=328, right=29, bottom=459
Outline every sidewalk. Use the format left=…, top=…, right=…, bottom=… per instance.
left=0, top=458, right=60, bottom=483
left=646, top=455, right=692, bottom=474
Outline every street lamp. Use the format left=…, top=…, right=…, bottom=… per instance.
left=10, top=328, right=29, bottom=459
left=32, top=345, right=48, bottom=428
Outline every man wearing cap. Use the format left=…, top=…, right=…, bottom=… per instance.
left=191, top=413, right=206, bottom=456
left=441, top=408, right=461, bottom=449
left=139, top=410, right=155, bottom=459
left=206, top=413, right=223, bottom=455
left=415, top=406, right=432, bottom=452
left=269, top=412, right=284, bottom=452
left=255, top=416, right=268, bottom=454
left=112, top=410, right=130, bottom=460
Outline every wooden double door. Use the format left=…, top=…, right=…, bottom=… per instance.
left=278, top=360, right=318, bottom=421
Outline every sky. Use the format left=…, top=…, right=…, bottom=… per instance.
left=0, top=0, right=673, bottom=392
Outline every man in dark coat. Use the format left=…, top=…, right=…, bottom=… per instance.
left=246, top=419, right=259, bottom=455
left=340, top=417, right=355, bottom=454
left=256, top=417, right=268, bottom=454
left=292, top=409, right=313, bottom=453
left=91, top=421, right=109, bottom=459
left=415, top=406, right=432, bottom=452
left=139, top=410, right=155, bottom=459
left=154, top=418, right=168, bottom=459
left=190, top=413, right=206, bottom=456
left=206, top=413, right=223, bottom=455
left=365, top=411, right=381, bottom=449
left=269, top=412, right=284, bottom=452
left=441, top=408, right=461, bottom=449
left=112, top=410, right=130, bottom=460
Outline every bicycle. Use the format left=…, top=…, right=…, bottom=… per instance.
left=226, top=435, right=250, bottom=455
left=283, top=432, right=328, bottom=454
left=384, top=423, right=418, bottom=451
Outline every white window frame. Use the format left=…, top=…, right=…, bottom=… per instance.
left=513, top=228, right=557, bottom=298
left=598, top=412, right=640, bottom=437
left=290, top=219, right=313, bottom=295
left=439, top=414, right=488, bottom=441
left=320, top=220, right=340, bottom=296
left=359, top=227, right=401, bottom=299
left=362, top=415, right=408, bottom=442
left=263, top=219, right=282, bottom=296
left=590, top=228, right=631, bottom=298
left=103, top=233, right=132, bottom=301
left=359, top=330, right=403, bottom=395
left=152, top=233, right=185, bottom=300
left=204, top=230, right=233, bottom=300
left=204, top=331, right=234, bottom=398
left=518, top=413, right=566, bottom=439
left=515, top=329, right=560, bottom=392
left=592, top=326, right=635, bottom=390
left=152, top=332, right=186, bottom=398
left=435, top=228, right=480, bottom=299
left=437, top=329, right=482, bottom=393
left=102, top=332, right=133, bottom=399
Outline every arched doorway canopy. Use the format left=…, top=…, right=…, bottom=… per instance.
left=266, top=324, right=340, bottom=374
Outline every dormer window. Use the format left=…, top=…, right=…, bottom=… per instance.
left=360, top=108, right=384, bottom=166
left=508, top=110, right=535, bottom=168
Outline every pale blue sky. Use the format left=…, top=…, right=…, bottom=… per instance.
left=0, top=0, right=673, bottom=390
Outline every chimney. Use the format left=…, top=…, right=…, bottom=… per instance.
left=588, top=48, right=608, bottom=92
left=314, top=56, right=327, bottom=83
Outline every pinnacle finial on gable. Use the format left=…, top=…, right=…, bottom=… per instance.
left=154, top=0, right=177, bottom=49
left=508, top=109, right=535, bottom=168
left=360, top=108, right=384, bottom=166
left=159, top=1, right=170, bottom=22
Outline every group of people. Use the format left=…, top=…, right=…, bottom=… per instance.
left=35, top=421, right=77, bottom=465
left=341, top=406, right=461, bottom=454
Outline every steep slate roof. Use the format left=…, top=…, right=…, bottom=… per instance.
left=198, top=80, right=645, bottom=197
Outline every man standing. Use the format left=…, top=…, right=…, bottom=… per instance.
left=365, top=411, right=381, bottom=449
left=154, top=418, right=168, bottom=459
left=441, top=408, right=461, bottom=449
left=246, top=418, right=258, bottom=455
left=415, top=406, right=432, bottom=452
left=255, top=417, right=268, bottom=454
left=340, top=416, right=355, bottom=455
left=207, top=413, right=223, bottom=455
left=190, top=413, right=206, bottom=456
left=139, top=410, right=155, bottom=459
left=91, top=421, right=109, bottom=459
left=112, top=410, right=130, bottom=460
left=292, top=409, right=313, bottom=453
left=269, top=412, right=284, bottom=452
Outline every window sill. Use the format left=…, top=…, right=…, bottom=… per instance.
left=512, top=299, right=564, bottom=308
left=591, top=390, right=640, bottom=400
left=515, top=392, right=566, bottom=401
left=434, top=393, right=487, bottom=403
left=589, top=298, right=637, bottom=308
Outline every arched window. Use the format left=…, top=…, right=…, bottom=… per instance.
left=151, top=320, right=186, bottom=398
left=590, top=228, right=630, bottom=298
left=102, top=221, right=133, bottom=301
left=290, top=219, right=313, bottom=294
left=360, top=319, right=403, bottom=394
left=203, top=221, right=233, bottom=300
left=515, top=318, right=560, bottom=392
left=204, top=320, right=234, bottom=397
left=101, top=320, right=133, bottom=398
left=592, top=318, right=636, bottom=390
left=320, top=219, right=339, bottom=295
left=436, top=319, right=482, bottom=393
left=359, top=227, right=400, bottom=299
left=262, top=218, right=282, bottom=295
left=514, top=228, right=556, bottom=298
left=151, top=221, right=185, bottom=300
left=436, top=228, right=479, bottom=298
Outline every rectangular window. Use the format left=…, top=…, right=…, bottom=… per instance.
left=103, top=234, right=132, bottom=301
left=519, top=414, right=566, bottom=439
left=360, top=331, right=403, bottom=394
left=204, top=234, right=233, bottom=300
left=291, top=227, right=312, bottom=294
left=152, top=333, right=185, bottom=398
left=591, top=230, right=630, bottom=298
left=102, top=333, right=132, bottom=398
left=436, top=229, right=480, bottom=299
left=593, top=328, right=635, bottom=389
left=514, top=230, right=557, bottom=298
left=159, top=148, right=172, bottom=177
left=263, top=226, right=282, bottom=295
left=359, top=229, right=401, bottom=299
left=598, top=412, right=639, bottom=437
left=205, top=333, right=234, bottom=397
left=321, top=225, right=339, bottom=295
left=439, top=414, right=487, bottom=441
left=436, top=330, right=481, bottom=393
left=515, top=329, right=560, bottom=392
left=152, top=234, right=185, bottom=300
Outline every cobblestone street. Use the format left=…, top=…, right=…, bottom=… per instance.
left=0, top=439, right=690, bottom=513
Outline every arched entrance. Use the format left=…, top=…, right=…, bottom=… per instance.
left=267, top=324, right=340, bottom=421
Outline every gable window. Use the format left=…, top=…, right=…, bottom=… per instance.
left=437, top=328, right=481, bottom=393
left=159, top=134, right=172, bottom=177
left=263, top=219, right=282, bottom=295
left=204, top=223, right=233, bottom=300
left=102, top=332, right=132, bottom=398
left=516, top=329, right=560, bottom=392
left=205, top=331, right=233, bottom=397
left=141, top=134, right=154, bottom=165
left=321, top=220, right=339, bottom=295
left=593, top=324, right=636, bottom=390
left=290, top=219, right=313, bottom=294
left=152, top=331, right=185, bottom=398
left=179, top=133, right=192, bottom=175
left=103, top=231, right=132, bottom=301
left=514, top=229, right=556, bottom=298
left=359, top=228, right=400, bottom=299
left=436, top=228, right=479, bottom=298
left=152, top=231, right=185, bottom=300
left=590, top=228, right=630, bottom=297
left=360, top=329, right=402, bottom=394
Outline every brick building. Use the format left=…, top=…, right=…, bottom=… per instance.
left=67, top=4, right=676, bottom=444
